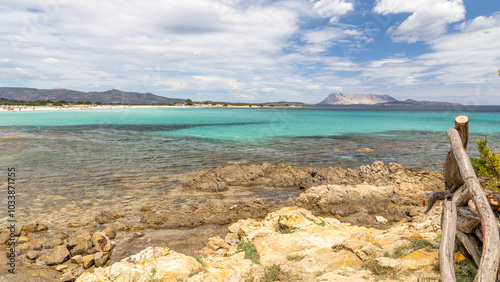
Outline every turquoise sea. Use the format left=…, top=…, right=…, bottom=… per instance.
left=1, top=106, right=500, bottom=179
left=1, top=105, right=500, bottom=256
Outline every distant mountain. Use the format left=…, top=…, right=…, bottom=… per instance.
left=318, top=92, right=397, bottom=105
left=0, top=87, right=185, bottom=104
left=317, top=92, right=461, bottom=106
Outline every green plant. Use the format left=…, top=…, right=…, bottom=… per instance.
left=412, top=238, right=439, bottom=251
left=455, top=262, right=477, bottom=282
left=193, top=255, right=204, bottom=265
left=362, top=259, right=389, bottom=276
left=280, top=227, right=298, bottom=234
left=383, top=251, right=391, bottom=258
left=470, top=137, right=500, bottom=189
left=188, top=267, right=202, bottom=278
left=286, top=253, right=306, bottom=261
left=315, top=270, right=326, bottom=277
left=261, top=264, right=289, bottom=282
left=392, top=245, right=410, bottom=258
left=151, top=266, right=157, bottom=276
left=237, top=240, right=261, bottom=264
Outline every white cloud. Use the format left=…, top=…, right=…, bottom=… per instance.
left=457, top=12, right=500, bottom=32
left=0, top=58, right=9, bottom=64
left=313, top=0, right=353, bottom=21
left=39, top=58, right=59, bottom=64
left=374, top=0, right=465, bottom=43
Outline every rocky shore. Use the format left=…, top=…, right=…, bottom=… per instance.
left=0, top=161, right=445, bottom=281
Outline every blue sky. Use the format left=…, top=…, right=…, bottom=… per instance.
left=0, top=0, right=499, bottom=104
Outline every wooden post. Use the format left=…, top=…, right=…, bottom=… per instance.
left=444, top=116, right=469, bottom=190
left=440, top=200, right=457, bottom=281
left=447, top=128, right=500, bottom=281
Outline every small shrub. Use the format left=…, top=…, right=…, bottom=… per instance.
left=412, top=238, right=439, bottom=250
left=193, top=255, right=204, bottom=265
left=383, top=251, right=391, bottom=258
left=455, top=262, right=477, bottom=282
left=470, top=137, right=500, bottom=189
left=237, top=240, right=261, bottom=264
left=392, top=245, right=410, bottom=258
left=315, top=270, right=326, bottom=277
left=280, top=227, right=298, bottom=234
left=151, top=266, right=157, bottom=276
left=286, top=253, right=306, bottom=261
left=261, top=264, right=288, bottom=282
left=188, top=267, right=202, bottom=278
left=362, top=259, right=389, bottom=276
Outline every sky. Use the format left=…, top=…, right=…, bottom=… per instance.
left=0, top=0, right=499, bottom=104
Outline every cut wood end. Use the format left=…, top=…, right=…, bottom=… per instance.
left=455, top=115, right=469, bottom=124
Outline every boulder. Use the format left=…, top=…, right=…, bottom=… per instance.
left=45, top=238, right=63, bottom=249
left=21, top=221, right=48, bottom=233
left=83, top=254, right=94, bottom=269
left=45, top=245, right=70, bottom=265
left=103, top=225, right=117, bottom=239
left=0, top=228, right=10, bottom=244
left=92, top=232, right=111, bottom=252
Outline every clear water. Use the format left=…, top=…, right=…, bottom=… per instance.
left=1, top=106, right=499, bottom=229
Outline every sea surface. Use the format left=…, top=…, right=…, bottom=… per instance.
left=1, top=105, right=499, bottom=251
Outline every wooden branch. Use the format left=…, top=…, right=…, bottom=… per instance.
left=458, top=231, right=483, bottom=268
left=455, top=235, right=479, bottom=269
left=447, top=128, right=500, bottom=280
left=424, top=190, right=453, bottom=213
left=457, top=207, right=480, bottom=233
left=440, top=200, right=457, bottom=281
left=444, top=116, right=469, bottom=190
left=453, top=184, right=471, bottom=207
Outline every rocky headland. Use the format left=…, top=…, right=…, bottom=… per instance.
left=0, top=161, right=446, bottom=281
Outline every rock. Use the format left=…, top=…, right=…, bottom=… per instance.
left=16, top=235, right=30, bottom=244
left=94, top=252, right=111, bottom=267
left=408, top=207, right=420, bottom=217
left=82, top=254, right=94, bottom=269
left=60, top=271, right=76, bottom=282
left=211, top=236, right=230, bottom=249
left=92, top=232, right=111, bottom=252
left=21, top=221, right=48, bottom=233
left=375, top=216, right=388, bottom=224
left=45, top=238, right=63, bottom=249
left=19, top=243, right=30, bottom=253
left=26, top=253, right=39, bottom=260
left=225, top=233, right=238, bottom=246
left=45, top=245, right=70, bottom=265
left=56, top=264, right=68, bottom=272
left=67, top=221, right=82, bottom=228
left=0, top=228, right=10, bottom=244
left=70, top=255, right=83, bottom=264
left=32, top=242, right=43, bottom=251
left=376, top=257, right=401, bottom=269
left=356, top=243, right=385, bottom=261
left=69, top=238, right=90, bottom=256
left=103, top=225, right=117, bottom=239
left=358, top=148, right=374, bottom=152
left=76, top=231, right=92, bottom=242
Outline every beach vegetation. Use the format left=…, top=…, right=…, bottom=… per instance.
left=193, top=255, right=204, bottom=265
left=185, top=99, right=194, bottom=105
left=237, top=240, right=260, bottom=264
left=470, top=137, right=500, bottom=189
left=286, top=253, right=306, bottom=261
left=412, top=238, right=439, bottom=250
left=455, top=261, right=477, bottom=282
left=362, top=259, right=389, bottom=276
left=280, top=227, right=298, bottom=234
left=261, top=264, right=290, bottom=282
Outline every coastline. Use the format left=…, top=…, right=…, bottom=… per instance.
left=0, top=161, right=445, bottom=281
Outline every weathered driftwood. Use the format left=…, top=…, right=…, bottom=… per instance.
left=459, top=231, right=484, bottom=268
left=429, top=115, right=500, bottom=281
left=447, top=128, right=500, bottom=281
left=440, top=200, right=457, bottom=281
left=457, top=206, right=481, bottom=233
left=443, top=116, right=469, bottom=190
left=455, top=235, right=479, bottom=269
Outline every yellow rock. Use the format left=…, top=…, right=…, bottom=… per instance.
left=399, top=246, right=438, bottom=271
left=358, top=148, right=374, bottom=152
